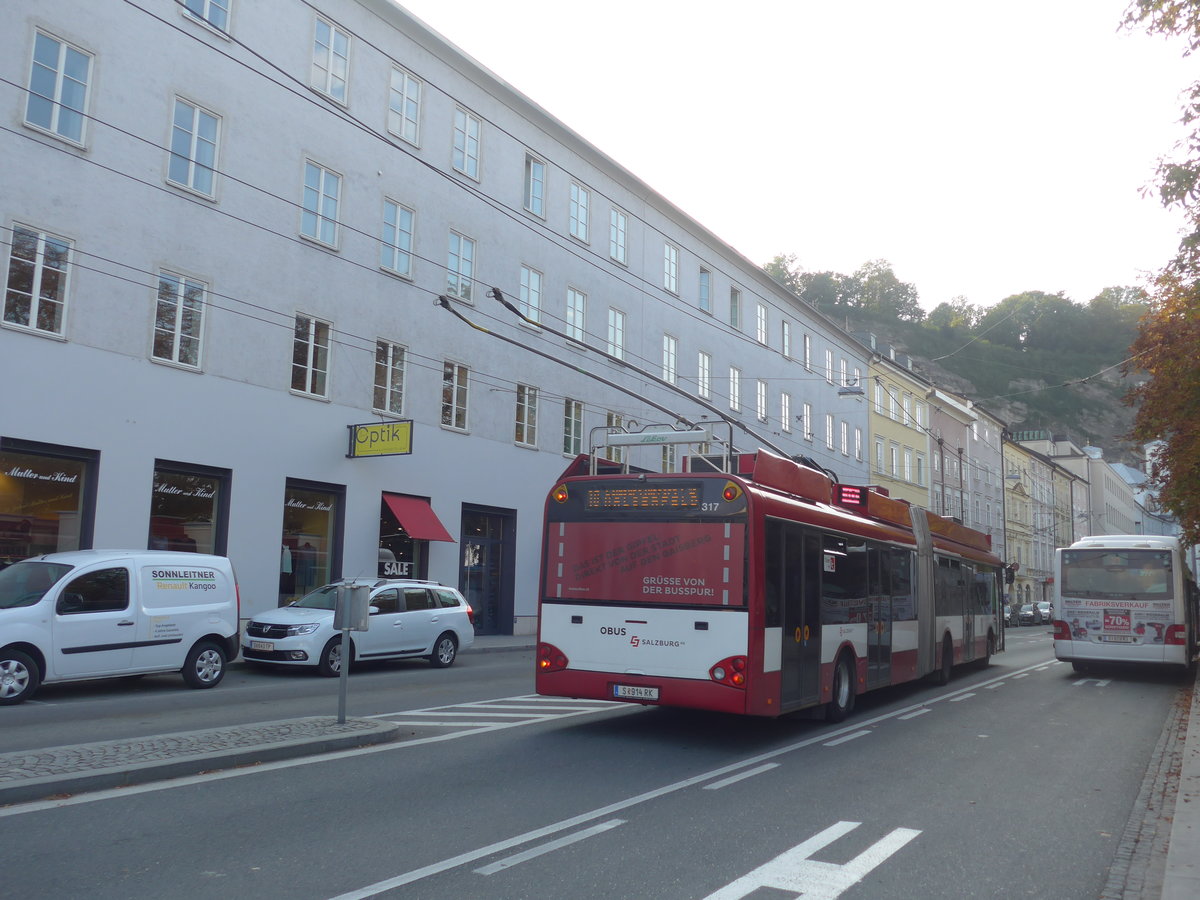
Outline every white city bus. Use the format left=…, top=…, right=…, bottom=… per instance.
left=1053, top=535, right=1199, bottom=673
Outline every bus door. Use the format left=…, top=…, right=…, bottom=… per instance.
left=960, top=562, right=976, bottom=663
left=867, top=545, right=892, bottom=688
left=776, top=524, right=822, bottom=708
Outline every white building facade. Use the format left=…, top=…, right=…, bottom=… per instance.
left=1, top=0, right=870, bottom=632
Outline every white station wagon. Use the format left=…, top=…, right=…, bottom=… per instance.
left=242, top=579, right=475, bottom=675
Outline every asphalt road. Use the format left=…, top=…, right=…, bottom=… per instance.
left=0, top=627, right=1187, bottom=899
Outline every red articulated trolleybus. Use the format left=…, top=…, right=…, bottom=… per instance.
left=536, top=425, right=1004, bottom=720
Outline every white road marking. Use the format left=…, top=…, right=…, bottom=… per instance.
left=898, top=708, right=930, bottom=719
left=823, top=730, right=870, bottom=746
left=701, top=821, right=921, bottom=900
left=474, top=819, right=625, bottom=875
left=703, top=763, right=780, bottom=790
left=949, top=693, right=976, bottom=702
left=1073, top=678, right=1112, bottom=687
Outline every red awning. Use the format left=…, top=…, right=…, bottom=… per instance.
left=382, top=494, right=455, bottom=542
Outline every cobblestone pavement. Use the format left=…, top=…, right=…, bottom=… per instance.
left=0, top=716, right=400, bottom=807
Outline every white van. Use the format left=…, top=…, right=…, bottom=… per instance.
left=0, top=550, right=241, bottom=704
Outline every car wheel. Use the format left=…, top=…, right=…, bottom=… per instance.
left=429, top=632, right=458, bottom=668
left=182, top=640, right=227, bottom=689
left=0, top=649, right=40, bottom=705
left=318, top=636, right=346, bottom=677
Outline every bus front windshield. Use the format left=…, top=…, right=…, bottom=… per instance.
left=1060, top=549, right=1174, bottom=600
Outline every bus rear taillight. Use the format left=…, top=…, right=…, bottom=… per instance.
left=1052, top=620, right=1071, bottom=641
left=537, top=643, right=569, bottom=672
left=551, top=484, right=569, bottom=503
left=709, top=656, right=747, bottom=688
left=1165, top=625, right=1188, bottom=645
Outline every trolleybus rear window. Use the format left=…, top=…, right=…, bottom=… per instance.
left=1061, top=550, right=1174, bottom=600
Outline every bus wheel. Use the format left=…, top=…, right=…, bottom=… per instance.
left=825, top=654, right=855, bottom=722
left=932, top=635, right=953, bottom=686
left=977, top=632, right=994, bottom=669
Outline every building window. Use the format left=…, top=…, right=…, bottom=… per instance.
left=904, top=448, right=914, bottom=482
left=824, top=414, right=834, bottom=450
left=609, top=208, right=627, bottom=264
left=4, top=225, right=72, bottom=335
left=853, top=366, right=862, bottom=389
left=311, top=17, right=349, bottom=103
left=167, top=98, right=219, bottom=196
left=855, top=427, right=863, bottom=461
left=875, top=439, right=885, bottom=473
left=26, top=32, right=92, bottom=145
left=441, top=362, right=469, bottom=430
left=515, top=385, right=538, bottom=447
left=756, top=303, right=768, bottom=344
left=840, top=358, right=849, bottom=387
left=149, top=460, right=230, bottom=555
left=301, top=161, right=340, bottom=246
left=607, top=308, right=625, bottom=359
left=380, top=200, right=414, bottom=277
left=662, top=334, right=678, bottom=384
left=781, top=321, right=791, bottom=358
left=0, top=440, right=96, bottom=556
left=446, top=231, right=475, bottom=301
left=291, top=314, right=330, bottom=397
left=890, top=444, right=899, bottom=476
left=524, top=154, right=546, bottom=217
left=663, top=243, right=679, bottom=293
left=729, top=288, right=741, bottom=329
left=802, top=403, right=813, bottom=440
left=875, top=381, right=885, bottom=413
left=387, top=67, right=421, bottom=145
left=781, top=393, right=792, bottom=432
left=373, top=340, right=406, bottom=414
left=183, top=0, right=230, bottom=32
left=840, top=420, right=849, bottom=455
left=824, top=349, right=834, bottom=384
left=916, top=453, right=926, bottom=486
left=729, top=366, right=741, bottom=412
left=153, top=271, right=205, bottom=368
left=803, top=333, right=811, bottom=370
left=519, top=265, right=543, bottom=323
left=563, top=398, right=583, bottom=455
left=569, top=183, right=590, bottom=241
left=756, top=379, right=768, bottom=422
left=566, top=288, right=586, bottom=343
left=606, top=411, right=624, bottom=463
left=698, top=351, right=711, bottom=399
left=698, top=268, right=712, bottom=314
left=452, top=107, right=481, bottom=179
left=903, top=394, right=912, bottom=426
left=280, top=479, right=342, bottom=604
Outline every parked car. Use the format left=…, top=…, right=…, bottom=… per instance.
left=1018, top=603, right=1039, bottom=626
left=1036, top=601, right=1053, bottom=624
left=0, top=550, right=240, bottom=704
left=242, top=579, right=474, bottom=675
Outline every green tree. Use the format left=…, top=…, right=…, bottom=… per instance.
left=1123, top=0, right=1200, bottom=544
left=850, top=259, right=924, bottom=321
left=762, top=253, right=804, bottom=295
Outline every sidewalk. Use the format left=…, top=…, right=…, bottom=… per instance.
left=0, top=634, right=534, bottom=808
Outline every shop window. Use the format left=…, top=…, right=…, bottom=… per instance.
left=279, top=479, right=343, bottom=606
left=0, top=439, right=96, bottom=563
left=148, top=461, right=229, bottom=554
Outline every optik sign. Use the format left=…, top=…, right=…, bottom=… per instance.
left=347, top=421, right=413, bottom=458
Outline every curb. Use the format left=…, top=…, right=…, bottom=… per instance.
left=0, top=717, right=401, bottom=808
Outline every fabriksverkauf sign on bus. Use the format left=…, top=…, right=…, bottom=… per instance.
left=347, top=421, right=413, bottom=458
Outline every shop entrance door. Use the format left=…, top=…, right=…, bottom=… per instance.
left=459, top=506, right=515, bottom=635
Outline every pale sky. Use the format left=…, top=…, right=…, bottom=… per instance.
left=398, top=0, right=1194, bottom=311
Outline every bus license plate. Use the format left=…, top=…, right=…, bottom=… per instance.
left=613, top=684, right=659, bottom=701
left=1099, top=635, right=1135, bottom=643
left=251, top=641, right=274, bottom=651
